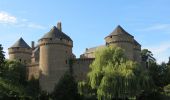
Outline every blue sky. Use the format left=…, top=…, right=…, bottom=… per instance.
left=0, top=0, right=170, bottom=63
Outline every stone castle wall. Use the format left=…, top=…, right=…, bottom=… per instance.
left=27, top=63, right=39, bottom=80
left=72, top=58, right=94, bottom=81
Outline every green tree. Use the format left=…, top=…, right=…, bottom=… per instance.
left=86, top=47, right=153, bottom=100
left=52, top=72, right=81, bottom=100
left=3, top=60, right=26, bottom=85
left=0, top=60, right=29, bottom=99
left=140, top=62, right=170, bottom=100
left=141, top=49, right=156, bottom=68
left=0, top=77, right=27, bottom=100
left=0, top=44, right=5, bottom=75
left=148, top=62, right=170, bottom=88
left=167, top=57, right=170, bottom=66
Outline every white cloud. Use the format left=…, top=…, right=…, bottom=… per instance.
left=0, top=11, right=17, bottom=24
left=0, top=11, right=46, bottom=29
left=143, top=42, right=170, bottom=64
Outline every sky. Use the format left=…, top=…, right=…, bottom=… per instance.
left=0, top=0, right=170, bottom=63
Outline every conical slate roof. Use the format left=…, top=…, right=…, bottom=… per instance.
left=40, top=26, right=72, bottom=41
left=106, top=25, right=134, bottom=38
left=10, top=37, right=31, bottom=49
left=134, top=39, right=141, bottom=46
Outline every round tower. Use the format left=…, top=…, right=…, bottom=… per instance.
left=105, top=25, right=134, bottom=60
left=8, top=37, right=32, bottom=64
left=39, top=22, right=73, bottom=92
left=133, top=40, right=141, bottom=63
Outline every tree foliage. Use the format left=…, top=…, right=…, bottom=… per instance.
left=3, top=60, right=26, bottom=84
left=141, top=49, right=156, bottom=68
left=52, top=72, right=81, bottom=100
left=0, top=44, right=5, bottom=75
left=0, top=59, right=40, bottom=99
left=167, top=57, right=170, bottom=66
left=149, top=62, right=170, bottom=88
left=87, top=47, right=153, bottom=100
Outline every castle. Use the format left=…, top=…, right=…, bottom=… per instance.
left=8, top=22, right=141, bottom=92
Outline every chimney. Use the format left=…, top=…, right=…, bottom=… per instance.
left=57, top=22, right=62, bottom=31
left=31, top=41, right=35, bottom=49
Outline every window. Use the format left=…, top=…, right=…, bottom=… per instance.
left=19, top=59, right=21, bottom=62
left=65, top=60, right=67, bottom=64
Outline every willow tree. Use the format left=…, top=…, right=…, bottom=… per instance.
left=87, top=46, right=153, bottom=100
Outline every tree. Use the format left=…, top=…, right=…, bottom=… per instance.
left=148, top=62, right=170, bottom=88
left=51, top=72, right=81, bottom=100
left=167, top=57, right=170, bottom=66
left=86, top=47, right=153, bottom=100
left=3, top=60, right=26, bottom=85
left=140, top=57, right=170, bottom=99
left=0, top=44, right=5, bottom=75
left=141, top=49, right=156, bottom=68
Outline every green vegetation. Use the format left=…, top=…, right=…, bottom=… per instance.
left=51, top=72, right=81, bottom=100
left=0, top=60, right=40, bottom=100
left=0, top=44, right=5, bottom=76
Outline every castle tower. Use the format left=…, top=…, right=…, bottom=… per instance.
left=105, top=25, right=134, bottom=60
left=8, top=37, right=32, bottom=64
left=133, top=40, right=141, bottom=63
left=39, top=22, right=73, bottom=92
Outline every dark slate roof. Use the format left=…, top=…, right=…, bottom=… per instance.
left=40, top=26, right=72, bottom=41
left=106, top=25, right=134, bottom=38
left=10, top=37, right=31, bottom=49
left=134, top=39, right=141, bottom=46
left=85, top=45, right=105, bottom=53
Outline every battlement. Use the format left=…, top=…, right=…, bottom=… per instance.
left=8, top=47, right=32, bottom=54
left=72, top=58, right=94, bottom=63
left=39, top=38, right=73, bottom=47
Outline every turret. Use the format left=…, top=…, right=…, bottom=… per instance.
left=105, top=25, right=134, bottom=60
left=39, top=22, right=73, bottom=92
left=8, top=37, right=32, bottom=64
left=133, top=40, right=141, bottom=63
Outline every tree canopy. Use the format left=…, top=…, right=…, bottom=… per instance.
left=0, top=44, right=5, bottom=75
left=52, top=72, right=81, bottom=100
left=86, top=47, right=153, bottom=100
